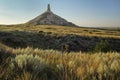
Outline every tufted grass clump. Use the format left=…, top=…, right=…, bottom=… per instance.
left=13, top=54, right=46, bottom=71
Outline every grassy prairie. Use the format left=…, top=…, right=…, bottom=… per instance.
left=0, top=25, right=120, bottom=80
left=0, top=44, right=120, bottom=80
left=0, top=25, right=120, bottom=38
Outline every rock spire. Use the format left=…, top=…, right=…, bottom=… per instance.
left=27, top=4, right=78, bottom=27
left=47, top=4, right=51, bottom=12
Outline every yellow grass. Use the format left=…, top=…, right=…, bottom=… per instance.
left=13, top=47, right=120, bottom=80
left=1, top=43, right=120, bottom=80
left=0, top=25, right=120, bottom=38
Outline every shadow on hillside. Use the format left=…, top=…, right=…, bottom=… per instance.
left=0, top=31, right=120, bottom=52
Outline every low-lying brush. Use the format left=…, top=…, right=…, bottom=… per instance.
left=0, top=47, right=120, bottom=80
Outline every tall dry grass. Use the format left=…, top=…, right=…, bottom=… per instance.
left=0, top=46, right=120, bottom=80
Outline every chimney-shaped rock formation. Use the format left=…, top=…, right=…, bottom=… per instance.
left=47, top=4, right=51, bottom=12
left=27, top=4, right=78, bottom=27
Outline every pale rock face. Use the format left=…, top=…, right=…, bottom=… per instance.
left=27, top=4, right=77, bottom=27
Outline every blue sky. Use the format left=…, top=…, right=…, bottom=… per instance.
left=0, top=0, right=120, bottom=27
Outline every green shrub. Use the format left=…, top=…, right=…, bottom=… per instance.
left=14, top=54, right=46, bottom=71
left=94, top=40, right=111, bottom=52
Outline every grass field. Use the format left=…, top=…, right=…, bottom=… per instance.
left=0, top=43, right=120, bottom=80
left=0, top=25, right=120, bottom=80
left=0, top=25, right=120, bottom=38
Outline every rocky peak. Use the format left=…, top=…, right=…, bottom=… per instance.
left=27, top=4, right=78, bottom=27
left=47, top=4, right=51, bottom=12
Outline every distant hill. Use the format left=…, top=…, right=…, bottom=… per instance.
left=26, top=4, right=77, bottom=27
left=97, top=27, right=120, bottom=31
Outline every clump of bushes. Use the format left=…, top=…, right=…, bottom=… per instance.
left=94, top=40, right=111, bottom=52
